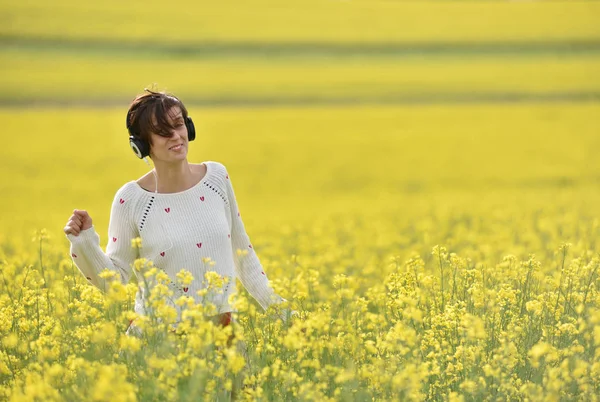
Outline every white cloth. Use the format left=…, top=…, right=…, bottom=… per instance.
left=66, top=161, right=288, bottom=325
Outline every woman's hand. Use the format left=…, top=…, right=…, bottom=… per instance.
left=64, top=209, right=93, bottom=236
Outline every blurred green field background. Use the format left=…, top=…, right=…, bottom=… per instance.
left=1, top=0, right=599, bottom=256
left=3, top=0, right=600, bottom=43
left=1, top=0, right=600, bottom=105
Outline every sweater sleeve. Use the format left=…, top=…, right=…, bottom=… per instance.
left=224, top=168, right=286, bottom=312
left=65, top=187, right=138, bottom=288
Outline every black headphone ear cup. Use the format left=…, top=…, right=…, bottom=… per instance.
left=186, top=116, right=196, bottom=142
left=130, top=136, right=150, bottom=159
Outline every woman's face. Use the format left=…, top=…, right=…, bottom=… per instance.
left=148, top=106, right=189, bottom=162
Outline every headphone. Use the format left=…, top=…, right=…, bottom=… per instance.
left=126, top=102, right=196, bottom=159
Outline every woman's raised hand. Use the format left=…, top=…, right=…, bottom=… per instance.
left=64, top=209, right=93, bottom=236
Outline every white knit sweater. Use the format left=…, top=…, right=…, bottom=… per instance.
left=66, top=161, right=287, bottom=325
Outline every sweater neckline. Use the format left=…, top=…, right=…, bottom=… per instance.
left=132, top=162, right=211, bottom=196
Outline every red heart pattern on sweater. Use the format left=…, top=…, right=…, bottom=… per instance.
left=72, top=253, right=77, bottom=258
left=183, top=287, right=188, bottom=292
left=228, top=234, right=230, bottom=238
left=119, top=198, right=125, bottom=204
left=226, top=175, right=229, bottom=179
left=165, top=208, right=170, bottom=213
left=196, top=242, right=202, bottom=248
left=112, top=237, right=117, bottom=242
left=160, top=252, right=165, bottom=257
left=200, top=196, right=205, bottom=201
left=249, top=244, right=253, bottom=248
left=261, top=271, right=265, bottom=275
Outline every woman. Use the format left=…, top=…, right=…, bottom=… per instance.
left=63, top=88, right=294, bottom=338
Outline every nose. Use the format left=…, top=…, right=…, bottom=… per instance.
left=176, top=125, right=187, bottom=138
left=176, top=130, right=187, bottom=142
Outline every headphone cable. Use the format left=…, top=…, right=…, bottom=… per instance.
left=143, top=157, right=159, bottom=194
left=141, top=157, right=173, bottom=254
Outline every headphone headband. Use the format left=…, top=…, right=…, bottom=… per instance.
left=126, top=108, right=135, bottom=135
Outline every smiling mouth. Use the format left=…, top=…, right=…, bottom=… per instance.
left=170, top=144, right=184, bottom=150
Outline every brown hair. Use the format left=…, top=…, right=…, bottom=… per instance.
left=126, top=88, right=189, bottom=146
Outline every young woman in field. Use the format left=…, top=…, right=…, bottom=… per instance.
left=62, top=89, right=294, bottom=339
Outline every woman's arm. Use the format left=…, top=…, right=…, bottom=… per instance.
left=66, top=187, right=138, bottom=289
left=224, top=167, right=289, bottom=313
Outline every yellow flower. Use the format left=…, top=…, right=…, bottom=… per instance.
left=31, top=228, right=50, bottom=242
left=204, top=271, right=225, bottom=289
left=130, top=237, right=142, bottom=249
left=91, top=322, right=118, bottom=346
left=99, top=269, right=119, bottom=280
left=91, top=364, right=137, bottom=402
left=176, top=269, right=194, bottom=286
left=119, top=334, right=141, bottom=352
left=155, top=270, right=171, bottom=284
left=133, top=258, right=154, bottom=272
left=225, top=348, right=246, bottom=375
left=144, top=267, right=158, bottom=279
left=2, top=333, right=18, bottom=348
left=332, top=273, right=348, bottom=289
left=525, top=300, right=543, bottom=316
left=459, top=379, right=478, bottom=394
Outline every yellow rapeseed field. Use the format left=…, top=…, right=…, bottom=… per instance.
left=1, top=103, right=599, bottom=400
left=1, top=0, right=600, bottom=400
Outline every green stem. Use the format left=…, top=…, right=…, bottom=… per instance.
left=438, top=252, right=445, bottom=312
